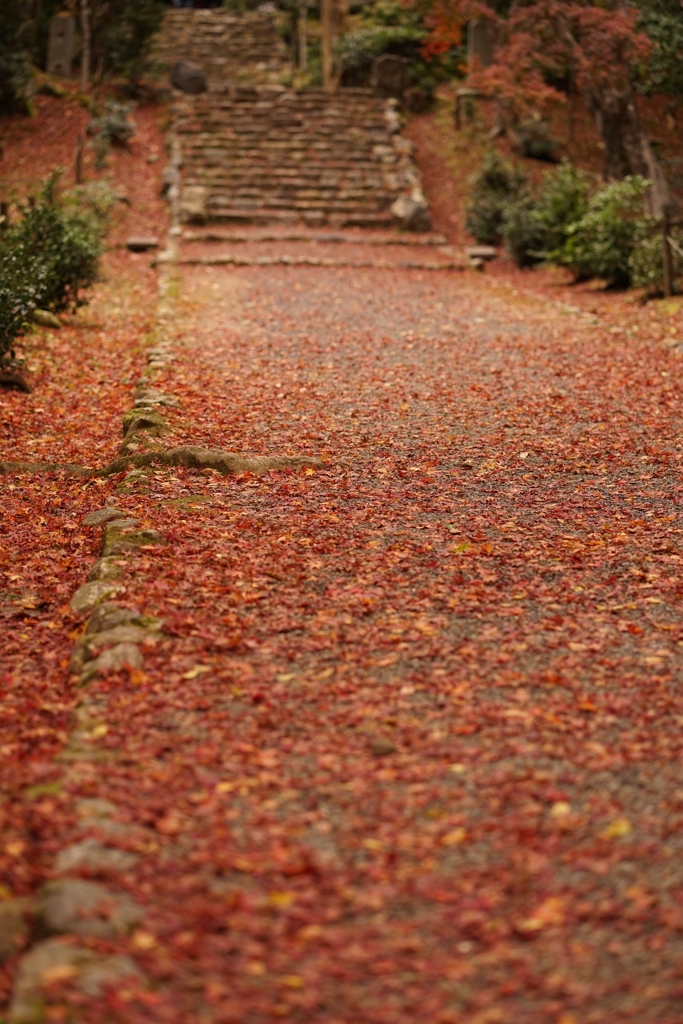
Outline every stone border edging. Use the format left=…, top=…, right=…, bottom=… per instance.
left=168, top=254, right=467, bottom=271
left=4, top=132, right=184, bottom=1024
left=2, top=140, right=188, bottom=1024
left=182, top=230, right=449, bottom=246
left=5, top=120, right=335, bottom=1023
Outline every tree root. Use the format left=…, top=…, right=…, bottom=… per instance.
left=0, top=446, right=322, bottom=480
left=100, top=445, right=322, bottom=477
left=0, top=460, right=96, bottom=476
left=0, top=372, right=32, bottom=393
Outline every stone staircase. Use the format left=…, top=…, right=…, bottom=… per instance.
left=175, top=85, right=424, bottom=229
left=153, top=9, right=288, bottom=86
left=158, top=11, right=429, bottom=231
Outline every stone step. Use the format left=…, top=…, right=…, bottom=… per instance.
left=184, top=168, right=387, bottom=180
left=200, top=187, right=393, bottom=204
left=182, top=229, right=448, bottom=246
left=183, top=161, right=389, bottom=174
left=182, top=158, right=394, bottom=171
left=177, top=121, right=390, bottom=134
left=200, top=209, right=398, bottom=229
left=173, top=253, right=465, bottom=270
left=164, top=21, right=427, bottom=233
left=185, top=116, right=387, bottom=128
left=152, top=9, right=288, bottom=85
left=188, top=181, right=387, bottom=195
left=181, top=140, right=391, bottom=152
left=208, top=196, right=392, bottom=213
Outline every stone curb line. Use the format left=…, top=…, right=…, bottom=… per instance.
left=1, top=138, right=189, bottom=1024
left=164, top=254, right=469, bottom=271
left=182, top=230, right=449, bottom=246
left=4, top=127, right=330, bottom=1022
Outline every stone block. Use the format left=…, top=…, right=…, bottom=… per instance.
left=180, top=185, right=208, bottom=224
left=70, top=582, right=125, bottom=617
left=0, top=899, right=35, bottom=964
left=47, top=13, right=75, bottom=78
left=371, top=54, right=410, bottom=99
left=53, top=839, right=139, bottom=876
left=40, top=880, right=142, bottom=939
left=468, top=20, right=494, bottom=70
left=9, top=939, right=145, bottom=1024
left=391, top=194, right=432, bottom=232
left=81, top=507, right=126, bottom=528
left=170, top=61, right=208, bottom=95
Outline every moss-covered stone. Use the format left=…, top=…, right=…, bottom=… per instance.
left=122, top=408, right=169, bottom=438
left=101, top=524, right=166, bottom=557
left=0, top=899, right=35, bottom=964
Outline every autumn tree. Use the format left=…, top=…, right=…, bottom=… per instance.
left=417, top=0, right=674, bottom=216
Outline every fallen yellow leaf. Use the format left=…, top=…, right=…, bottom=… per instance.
left=42, top=964, right=78, bottom=985
left=441, top=828, right=467, bottom=846
left=363, top=838, right=383, bottom=851
left=131, top=930, right=157, bottom=951
left=516, top=897, right=565, bottom=933
left=281, top=975, right=304, bottom=989
left=182, top=665, right=212, bottom=680
left=550, top=802, right=572, bottom=819
left=600, top=817, right=632, bottom=840
left=269, top=892, right=296, bottom=909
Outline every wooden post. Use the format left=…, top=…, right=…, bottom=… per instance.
left=298, top=0, right=308, bottom=71
left=321, top=0, right=333, bottom=91
left=75, top=133, right=84, bottom=184
left=0, top=202, right=9, bottom=230
left=662, top=214, right=673, bottom=298
left=79, top=0, right=91, bottom=94
left=335, top=0, right=348, bottom=38
left=567, top=61, right=574, bottom=145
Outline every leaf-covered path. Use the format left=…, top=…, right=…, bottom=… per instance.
left=24, top=255, right=683, bottom=1024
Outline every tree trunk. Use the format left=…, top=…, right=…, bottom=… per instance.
left=79, top=0, right=91, bottom=94
left=298, top=0, right=308, bottom=71
left=321, top=0, right=333, bottom=91
left=585, top=84, right=673, bottom=217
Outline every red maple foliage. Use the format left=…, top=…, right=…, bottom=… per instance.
left=3, top=79, right=683, bottom=1024
left=416, top=0, right=671, bottom=213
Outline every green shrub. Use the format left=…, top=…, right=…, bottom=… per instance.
left=501, top=192, right=547, bottom=267
left=335, top=25, right=425, bottom=85
left=515, top=118, right=558, bottom=162
left=0, top=173, right=105, bottom=365
left=370, top=0, right=423, bottom=28
left=65, top=180, right=121, bottom=228
left=0, top=247, right=47, bottom=366
left=536, top=160, right=592, bottom=252
left=465, top=150, right=527, bottom=243
left=333, top=0, right=457, bottom=95
left=547, top=175, right=653, bottom=286
left=92, top=100, right=136, bottom=168
left=502, top=159, right=592, bottom=267
left=629, top=228, right=683, bottom=293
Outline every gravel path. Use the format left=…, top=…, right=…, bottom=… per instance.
left=42, top=254, right=683, bottom=1024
